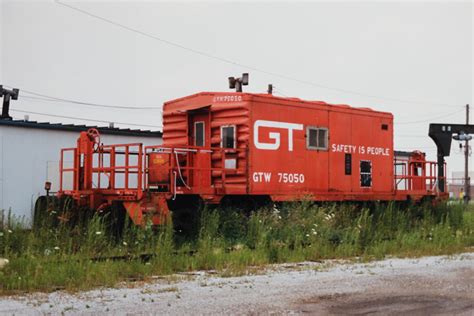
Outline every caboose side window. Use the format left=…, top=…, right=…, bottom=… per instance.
left=360, top=160, right=372, bottom=187
left=194, top=121, right=205, bottom=147
left=221, top=125, right=236, bottom=149
left=306, top=126, right=328, bottom=150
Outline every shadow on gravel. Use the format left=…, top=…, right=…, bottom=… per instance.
left=298, top=294, right=473, bottom=315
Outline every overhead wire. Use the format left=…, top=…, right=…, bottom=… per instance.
left=6, top=86, right=162, bottom=111
left=6, top=1, right=465, bottom=132
left=395, top=108, right=464, bottom=124
left=10, top=109, right=162, bottom=129
left=55, top=0, right=462, bottom=108
left=396, top=135, right=429, bottom=138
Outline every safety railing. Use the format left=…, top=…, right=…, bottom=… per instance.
left=144, top=145, right=248, bottom=196
left=93, top=143, right=143, bottom=194
left=59, top=143, right=144, bottom=198
left=394, top=158, right=445, bottom=193
left=59, top=147, right=78, bottom=193
left=59, top=142, right=248, bottom=199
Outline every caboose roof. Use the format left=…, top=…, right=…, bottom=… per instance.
left=164, top=92, right=393, bottom=118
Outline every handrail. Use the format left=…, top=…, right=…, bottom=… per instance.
left=393, top=157, right=446, bottom=193
left=59, top=143, right=249, bottom=199
left=144, top=145, right=249, bottom=195
left=59, top=143, right=143, bottom=194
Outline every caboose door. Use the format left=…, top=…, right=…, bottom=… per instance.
left=189, top=112, right=211, bottom=189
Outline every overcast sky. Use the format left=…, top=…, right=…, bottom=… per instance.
left=1, top=0, right=472, bottom=173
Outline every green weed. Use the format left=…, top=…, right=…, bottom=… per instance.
left=0, top=201, right=472, bottom=294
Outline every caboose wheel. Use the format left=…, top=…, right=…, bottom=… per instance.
left=33, top=196, right=48, bottom=229
left=107, top=202, right=128, bottom=239
left=168, top=195, right=204, bottom=242
left=33, top=195, right=62, bottom=229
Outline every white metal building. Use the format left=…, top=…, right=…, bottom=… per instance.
left=0, top=119, right=162, bottom=222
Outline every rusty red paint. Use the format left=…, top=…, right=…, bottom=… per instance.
left=57, top=92, right=447, bottom=225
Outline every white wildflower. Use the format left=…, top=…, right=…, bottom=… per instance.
left=7, top=230, right=12, bottom=234
left=0, top=258, right=9, bottom=269
left=54, top=246, right=60, bottom=250
left=306, top=234, right=310, bottom=237
left=95, top=231, right=102, bottom=235
left=123, top=241, right=128, bottom=246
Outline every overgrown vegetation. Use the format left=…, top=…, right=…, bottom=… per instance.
left=0, top=201, right=473, bottom=294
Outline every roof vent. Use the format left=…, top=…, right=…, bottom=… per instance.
left=267, top=84, right=273, bottom=95
left=24, top=115, right=29, bottom=121
left=109, top=122, right=115, bottom=128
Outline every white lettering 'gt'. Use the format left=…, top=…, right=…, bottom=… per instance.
left=254, top=120, right=304, bottom=151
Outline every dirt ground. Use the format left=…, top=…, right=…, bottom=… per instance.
left=0, top=253, right=472, bottom=315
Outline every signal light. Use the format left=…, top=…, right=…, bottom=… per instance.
left=44, top=181, right=52, bottom=196
left=453, top=132, right=472, bottom=141
left=241, top=73, right=249, bottom=85
left=11, top=89, right=19, bottom=100
left=228, top=73, right=249, bottom=92
left=228, top=77, right=236, bottom=89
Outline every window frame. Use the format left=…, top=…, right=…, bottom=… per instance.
left=306, top=126, right=329, bottom=151
left=220, top=125, right=237, bottom=149
left=360, top=160, right=372, bottom=188
left=194, top=121, right=205, bottom=147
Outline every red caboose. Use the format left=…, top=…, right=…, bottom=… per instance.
left=56, top=90, right=446, bottom=225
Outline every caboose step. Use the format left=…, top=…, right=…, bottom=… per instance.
left=123, top=194, right=169, bottom=226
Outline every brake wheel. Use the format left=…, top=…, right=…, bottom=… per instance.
left=87, top=128, right=101, bottom=152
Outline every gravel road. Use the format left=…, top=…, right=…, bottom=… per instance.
left=1, top=253, right=473, bottom=315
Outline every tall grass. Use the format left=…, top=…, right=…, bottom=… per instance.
left=0, top=201, right=472, bottom=294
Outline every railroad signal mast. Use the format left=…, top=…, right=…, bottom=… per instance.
left=0, top=85, right=20, bottom=120
left=429, top=104, right=472, bottom=204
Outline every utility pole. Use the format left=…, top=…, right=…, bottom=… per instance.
left=465, top=104, right=470, bottom=204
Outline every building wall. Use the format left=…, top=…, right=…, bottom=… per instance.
left=0, top=126, right=161, bottom=222
left=0, top=0, right=3, bottom=83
